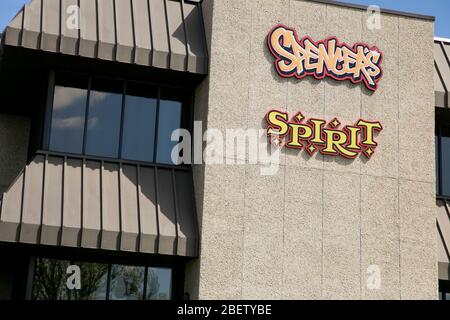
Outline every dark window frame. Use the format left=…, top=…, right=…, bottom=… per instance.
left=43, top=71, right=193, bottom=169
left=31, top=255, right=178, bottom=301
left=439, top=280, right=450, bottom=300
left=436, top=108, right=450, bottom=199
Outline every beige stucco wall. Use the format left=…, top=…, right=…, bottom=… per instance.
left=0, top=114, right=30, bottom=195
left=189, top=0, right=437, bottom=299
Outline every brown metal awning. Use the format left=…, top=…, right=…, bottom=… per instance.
left=0, top=153, right=198, bottom=257
left=435, top=39, right=450, bottom=108
left=437, top=199, right=450, bottom=280
left=1, top=0, right=208, bottom=74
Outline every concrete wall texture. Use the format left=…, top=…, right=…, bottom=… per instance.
left=190, top=0, right=437, bottom=299
left=0, top=114, right=30, bottom=195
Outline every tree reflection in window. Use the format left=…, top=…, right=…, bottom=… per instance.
left=47, top=73, right=190, bottom=166
left=32, top=258, right=173, bottom=300
left=32, top=258, right=108, bottom=300
left=146, top=267, right=171, bottom=300
left=32, top=258, right=70, bottom=300
left=109, top=265, right=145, bottom=300
left=70, top=262, right=109, bottom=300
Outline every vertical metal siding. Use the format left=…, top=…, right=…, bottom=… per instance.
left=435, top=40, right=450, bottom=108
left=102, top=162, right=121, bottom=250
left=0, top=173, right=24, bottom=242
left=120, top=164, right=140, bottom=251
left=0, top=153, right=198, bottom=257
left=82, top=160, right=102, bottom=248
left=41, top=156, right=64, bottom=246
left=22, top=0, right=41, bottom=49
left=138, top=166, right=159, bottom=253
left=42, top=0, right=60, bottom=52
left=183, top=0, right=206, bottom=73
left=115, top=0, right=135, bottom=63
left=19, top=155, right=44, bottom=244
left=156, top=168, right=177, bottom=255
left=60, top=0, right=79, bottom=55
left=62, top=158, right=82, bottom=247
left=3, top=0, right=208, bottom=74
left=437, top=200, right=450, bottom=280
left=150, top=0, right=170, bottom=69
left=166, top=0, right=187, bottom=71
left=79, top=0, right=97, bottom=57
left=97, top=0, right=116, bottom=61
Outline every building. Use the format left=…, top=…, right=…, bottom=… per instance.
left=0, top=0, right=448, bottom=300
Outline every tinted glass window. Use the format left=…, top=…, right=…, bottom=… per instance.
left=436, top=133, right=440, bottom=194
left=85, top=78, right=123, bottom=158
left=32, top=258, right=109, bottom=300
left=156, top=100, right=182, bottom=164
left=146, top=267, right=172, bottom=300
left=121, top=83, right=158, bottom=162
left=73, top=262, right=109, bottom=300
left=109, top=265, right=145, bottom=300
left=32, top=258, right=70, bottom=300
left=441, top=126, right=450, bottom=196
left=47, top=74, right=190, bottom=166
left=32, top=258, right=173, bottom=300
left=49, top=75, right=88, bottom=154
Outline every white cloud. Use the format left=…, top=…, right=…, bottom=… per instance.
left=52, top=116, right=84, bottom=129
left=53, top=86, right=86, bottom=110
left=53, top=87, right=111, bottom=111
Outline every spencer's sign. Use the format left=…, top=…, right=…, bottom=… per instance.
left=268, top=24, right=383, bottom=91
left=266, top=110, right=383, bottom=159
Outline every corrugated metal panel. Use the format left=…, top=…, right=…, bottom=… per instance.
left=435, top=40, right=450, bottom=108
left=0, top=153, right=198, bottom=257
left=2, top=0, right=208, bottom=74
left=437, top=199, right=450, bottom=280
left=60, top=0, right=79, bottom=55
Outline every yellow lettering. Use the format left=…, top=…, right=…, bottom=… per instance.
left=287, top=124, right=313, bottom=148
left=323, top=129, right=358, bottom=158
left=309, top=119, right=326, bottom=144
left=346, top=126, right=361, bottom=150
left=266, top=111, right=289, bottom=136
left=357, top=120, right=383, bottom=146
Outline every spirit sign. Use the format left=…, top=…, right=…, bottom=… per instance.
left=266, top=110, right=383, bottom=159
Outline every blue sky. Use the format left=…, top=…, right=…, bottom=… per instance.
left=0, top=0, right=449, bottom=38
left=347, top=0, right=450, bottom=38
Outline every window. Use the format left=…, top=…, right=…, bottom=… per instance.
left=32, top=258, right=173, bottom=300
left=436, top=123, right=450, bottom=197
left=121, top=83, right=158, bottom=162
left=46, top=72, right=190, bottom=165
left=85, top=78, right=123, bottom=158
left=439, top=280, right=450, bottom=300
left=49, top=74, right=88, bottom=154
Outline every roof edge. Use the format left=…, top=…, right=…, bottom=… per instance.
left=307, top=0, right=435, bottom=21
left=435, top=37, right=450, bottom=44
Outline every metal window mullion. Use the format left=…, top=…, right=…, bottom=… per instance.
left=142, top=266, right=148, bottom=300
left=154, top=167, right=161, bottom=254
left=59, top=156, right=67, bottom=245
left=38, top=154, right=48, bottom=245
left=82, top=76, right=92, bottom=155
left=153, top=87, right=162, bottom=163
left=171, top=169, right=179, bottom=255
left=188, top=90, right=195, bottom=165
left=106, top=263, right=112, bottom=300
left=43, top=72, right=56, bottom=150
left=80, top=158, right=85, bottom=247
left=180, top=0, right=189, bottom=72
left=118, top=81, right=127, bottom=159
left=439, top=125, right=444, bottom=196
left=136, top=164, right=142, bottom=253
